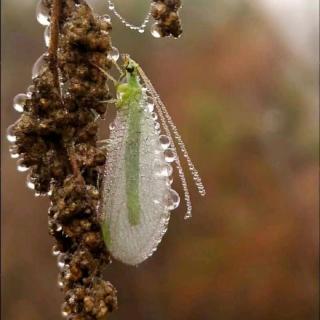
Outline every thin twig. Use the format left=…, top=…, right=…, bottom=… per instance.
left=68, top=146, right=86, bottom=185
left=49, top=0, right=62, bottom=88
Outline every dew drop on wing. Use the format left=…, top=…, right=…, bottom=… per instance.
left=159, top=134, right=170, bottom=149
left=164, top=189, right=180, bottom=211
left=164, top=148, right=175, bottom=163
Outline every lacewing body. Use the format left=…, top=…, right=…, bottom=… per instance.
left=99, top=57, right=205, bottom=266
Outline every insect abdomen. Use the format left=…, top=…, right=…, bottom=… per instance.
left=125, top=102, right=142, bottom=225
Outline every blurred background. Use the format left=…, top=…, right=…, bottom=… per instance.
left=1, top=0, right=319, bottom=319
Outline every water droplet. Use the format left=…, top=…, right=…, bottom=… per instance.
left=154, top=121, right=160, bottom=131
left=57, top=253, right=67, bottom=270
left=6, top=124, right=17, bottom=143
left=52, top=245, right=60, bottom=256
left=151, top=23, right=162, bottom=38
left=159, top=135, right=170, bottom=149
left=151, top=112, right=158, bottom=121
left=109, top=121, right=115, bottom=131
left=108, top=46, right=119, bottom=62
left=101, top=14, right=111, bottom=24
left=166, top=176, right=173, bottom=186
left=61, top=302, right=71, bottom=318
left=153, top=159, right=166, bottom=176
left=9, top=145, right=19, bottom=159
left=32, top=53, right=48, bottom=79
left=26, top=85, right=35, bottom=97
left=164, top=189, right=180, bottom=211
left=17, top=159, right=29, bottom=172
left=138, top=27, right=144, bottom=33
left=57, top=274, right=64, bottom=288
left=153, top=160, right=172, bottom=177
left=164, top=148, right=176, bottom=163
left=109, top=2, right=115, bottom=10
left=13, top=93, right=27, bottom=113
left=26, top=179, right=35, bottom=190
left=36, top=0, right=50, bottom=26
left=146, top=103, right=154, bottom=113
left=165, top=164, right=173, bottom=177
left=44, top=25, right=51, bottom=47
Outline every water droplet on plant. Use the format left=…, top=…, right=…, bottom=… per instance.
left=61, top=302, right=71, bottom=318
left=44, top=25, right=51, bottom=47
left=164, top=148, right=175, bottom=163
left=57, top=253, right=66, bottom=270
left=13, top=93, right=27, bottom=113
left=52, top=245, right=60, bottom=256
left=36, top=0, right=50, bottom=26
left=109, top=2, right=115, bottom=10
left=101, top=14, right=111, bottom=24
left=9, top=145, right=19, bottom=159
left=108, top=46, right=119, bottom=62
left=32, top=53, right=48, bottom=79
left=17, top=159, right=29, bottom=172
left=138, top=27, right=144, bottom=33
left=6, top=124, right=17, bottom=143
left=26, top=85, right=35, bottom=97
left=151, top=112, right=158, bottom=121
left=164, top=189, right=180, bottom=210
left=26, top=179, right=35, bottom=190
left=159, top=135, right=170, bottom=149
left=151, top=23, right=162, bottom=38
left=57, top=274, right=64, bottom=288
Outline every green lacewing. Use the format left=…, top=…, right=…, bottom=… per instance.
left=98, top=56, right=205, bottom=266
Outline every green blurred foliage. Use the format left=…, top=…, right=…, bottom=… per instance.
left=1, top=1, right=318, bottom=320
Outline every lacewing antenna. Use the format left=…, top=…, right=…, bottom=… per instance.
left=137, top=64, right=206, bottom=219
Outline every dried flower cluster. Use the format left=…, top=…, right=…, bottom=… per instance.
left=151, top=0, right=182, bottom=38
left=8, top=0, right=117, bottom=318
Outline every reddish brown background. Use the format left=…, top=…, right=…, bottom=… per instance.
left=2, top=1, right=319, bottom=319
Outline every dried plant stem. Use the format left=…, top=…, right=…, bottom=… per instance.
left=68, top=145, right=86, bottom=185
left=49, top=0, right=62, bottom=88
